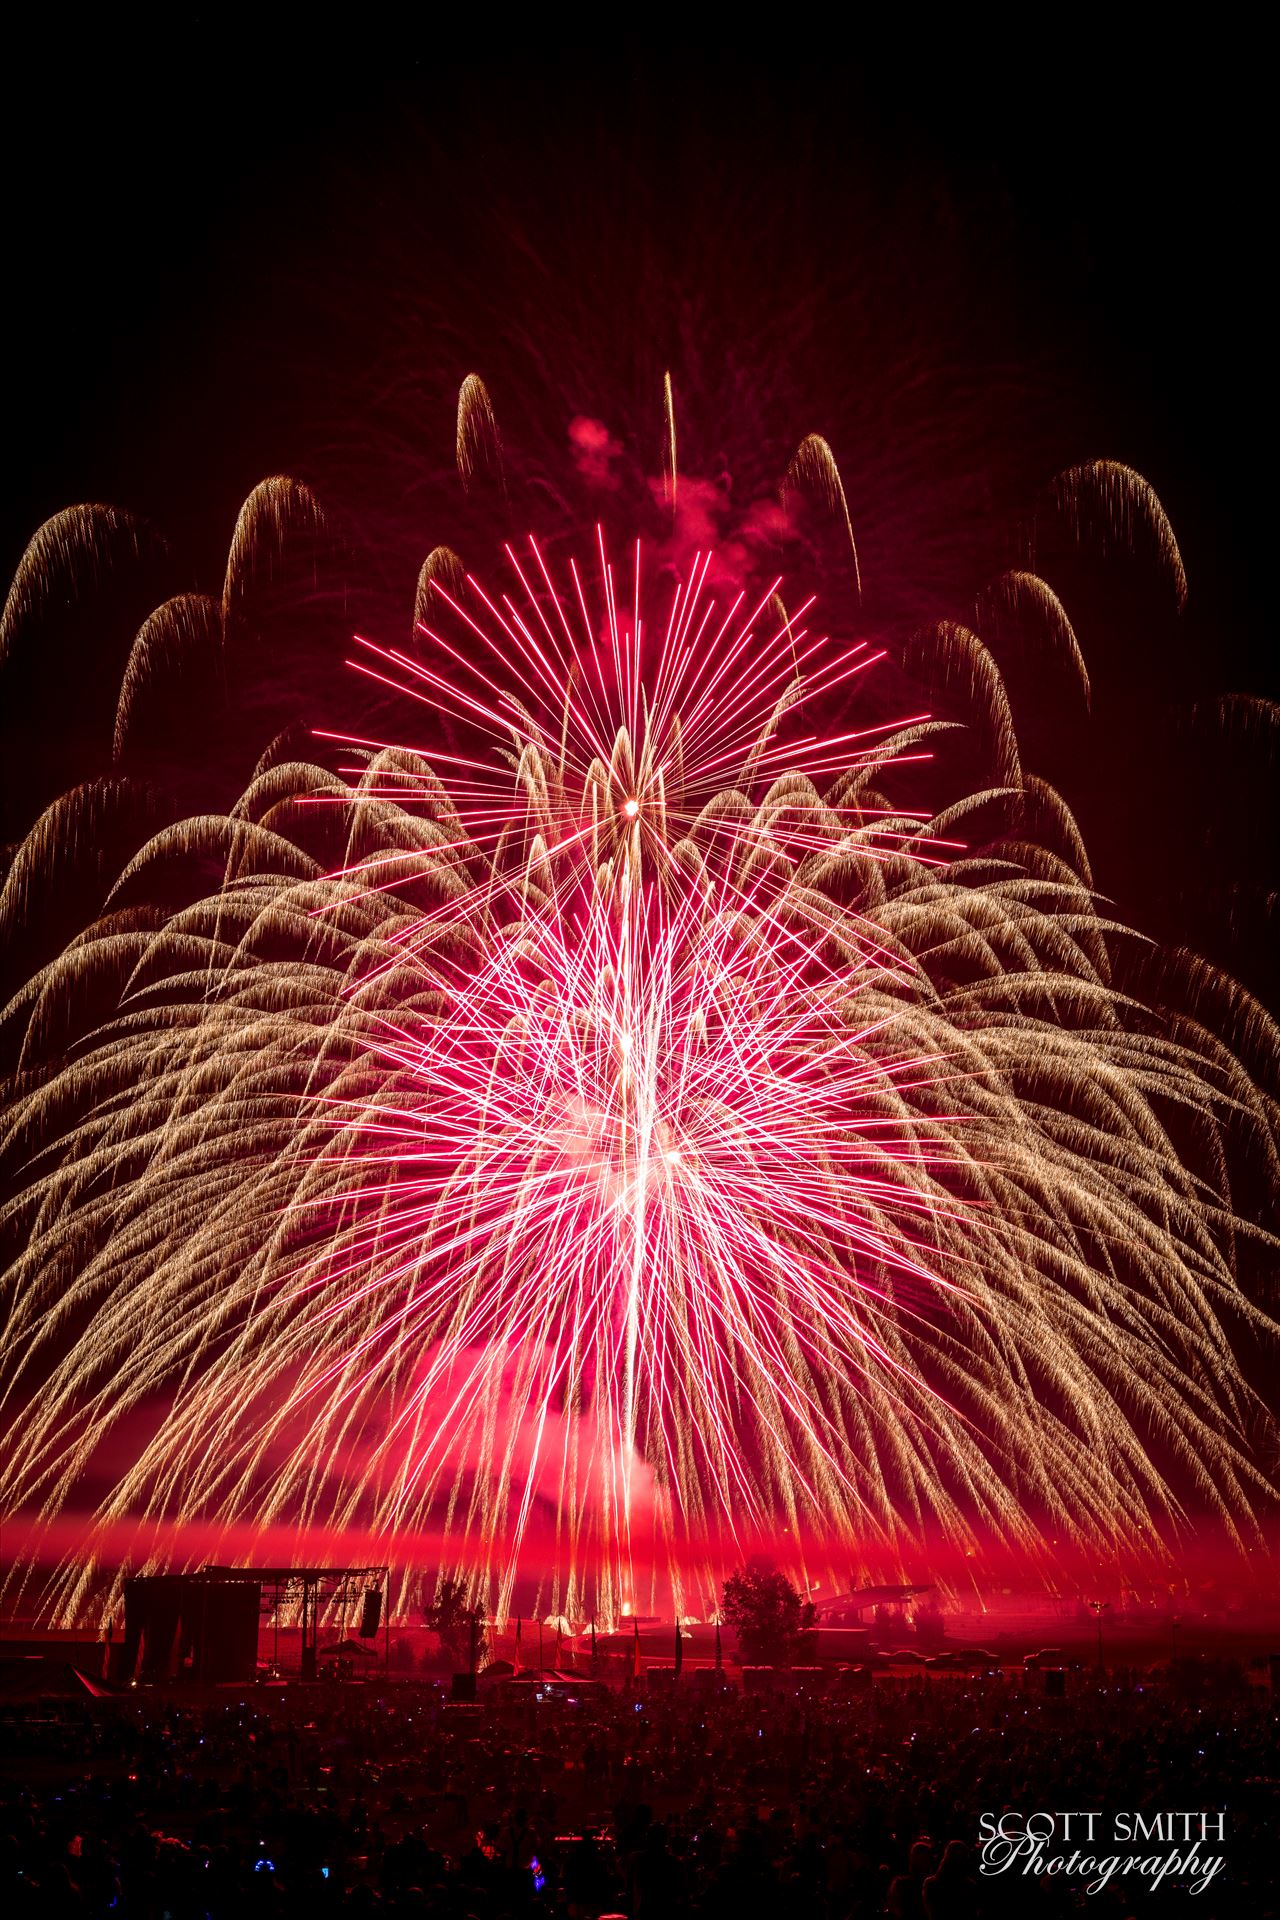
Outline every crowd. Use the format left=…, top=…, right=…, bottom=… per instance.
left=1, top=1670, right=1274, bottom=1917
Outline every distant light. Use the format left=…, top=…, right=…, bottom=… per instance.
left=622, top=798, right=640, bottom=818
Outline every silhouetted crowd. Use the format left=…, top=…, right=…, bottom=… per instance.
left=1, top=1673, right=1275, bottom=1917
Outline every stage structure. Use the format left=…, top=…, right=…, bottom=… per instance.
left=812, top=1585, right=933, bottom=1624
left=123, top=1565, right=389, bottom=1683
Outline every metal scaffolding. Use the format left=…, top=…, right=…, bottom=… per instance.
left=200, top=1564, right=390, bottom=1678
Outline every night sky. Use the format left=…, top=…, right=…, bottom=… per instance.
left=4, top=26, right=1274, bottom=1012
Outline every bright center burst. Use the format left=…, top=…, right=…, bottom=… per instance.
left=330, top=847, right=950, bottom=1608
left=317, top=536, right=954, bottom=1615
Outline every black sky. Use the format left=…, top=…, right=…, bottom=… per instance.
left=3, top=24, right=1275, bottom=1001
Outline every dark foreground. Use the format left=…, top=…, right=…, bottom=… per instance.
left=2, top=1673, right=1275, bottom=1918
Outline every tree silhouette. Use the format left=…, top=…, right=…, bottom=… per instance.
left=424, top=1573, right=484, bottom=1670
left=721, top=1564, right=816, bottom=1665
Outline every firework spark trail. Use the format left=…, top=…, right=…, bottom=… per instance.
left=300, top=858, right=966, bottom=1611
left=301, top=540, right=977, bottom=1611
left=0, top=440, right=1277, bottom=1628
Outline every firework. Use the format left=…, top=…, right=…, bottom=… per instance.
left=0, top=399, right=1275, bottom=1626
